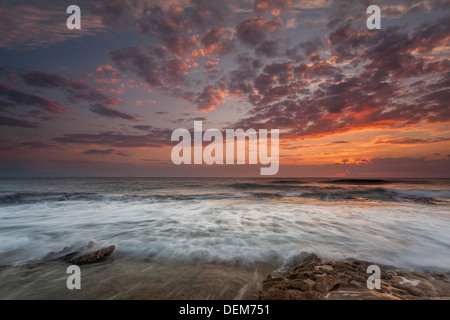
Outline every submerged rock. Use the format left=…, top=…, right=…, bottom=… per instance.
left=44, top=242, right=115, bottom=265
left=259, top=254, right=450, bottom=300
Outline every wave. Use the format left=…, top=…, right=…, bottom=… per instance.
left=1, top=186, right=449, bottom=205
left=383, top=188, right=450, bottom=202
left=324, top=179, right=392, bottom=185
left=270, top=180, right=306, bottom=184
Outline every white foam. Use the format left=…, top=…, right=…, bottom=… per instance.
left=280, top=192, right=303, bottom=197
left=385, top=188, right=450, bottom=199
left=0, top=197, right=449, bottom=270
left=399, top=277, right=421, bottom=286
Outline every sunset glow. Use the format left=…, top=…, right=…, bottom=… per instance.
left=1, top=0, right=449, bottom=177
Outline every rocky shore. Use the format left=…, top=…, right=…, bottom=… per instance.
left=258, top=253, right=450, bottom=300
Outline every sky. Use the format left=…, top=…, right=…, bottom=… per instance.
left=0, top=0, right=449, bottom=177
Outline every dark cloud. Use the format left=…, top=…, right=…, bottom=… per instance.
left=0, top=3, right=105, bottom=50
left=133, top=125, right=153, bottom=131
left=82, top=148, right=116, bottom=155
left=71, top=89, right=121, bottom=106
left=255, top=40, right=279, bottom=57
left=81, top=149, right=130, bottom=157
left=236, top=18, right=281, bottom=47
left=90, top=104, right=139, bottom=121
left=189, top=0, right=231, bottom=30
left=226, top=53, right=263, bottom=99
left=53, top=129, right=172, bottom=148
left=136, top=5, right=191, bottom=57
left=201, top=28, right=235, bottom=56
left=8, top=68, right=131, bottom=122
left=69, top=77, right=90, bottom=90
left=109, top=46, right=189, bottom=87
left=20, top=71, right=89, bottom=91
left=195, top=84, right=227, bottom=112
left=19, top=141, right=54, bottom=148
left=0, top=81, right=67, bottom=115
left=431, top=0, right=450, bottom=10
left=88, top=0, right=138, bottom=31
left=411, top=14, right=450, bottom=53
left=375, top=137, right=450, bottom=145
left=299, top=37, right=326, bottom=56
left=21, top=71, right=67, bottom=88
left=81, top=148, right=130, bottom=157
left=0, top=114, right=38, bottom=128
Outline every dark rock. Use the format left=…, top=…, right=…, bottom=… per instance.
left=63, top=245, right=115, bottom=265
left=286, top=252, right=318, bottom=268
left=258, top=254, right=450, bottom=300
left=44, top=242, right=116, bottom=265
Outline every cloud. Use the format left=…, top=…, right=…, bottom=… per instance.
left=133, top=125, right=153, bottom=131
left=195, top=84, right=227, bottom=112
left=69, top=77, right=91, bottom=90
left=205, top=61, right=220, bottom=73
left=82, top=148, right=115, bottom=155
left=375, top=137, right=450, bottom=145
left=201, top=28, right=235, bottom=56
left=109, top=45, right=191, bottom=88
left=53, top=129, right=173, bottom=148
left=11, top=67, right=135, bottom=121
left=254, top=0, right=292, bottom=15
left=0, top=4, right=105, bottom=50
left=0, top=81, right=67, bottom=115
left=71, top=88, right=121, bottom=106
left=136, top=5, right=192, bottom=56
left=88, top=0, right=140, bottom=31
left=19, top=141, right=55, bottom=148
left=19, top=71, right=91, bottom=92
left=21, top=71, right=67, bottom=88
left=283, top=140, right=349, bottom=150
left=0, top=114, right=38, bottom=128
left=90, top=104, right=139, bottom=121
left=81, top=148, right=130, bottom=156
left=236, top=17, right=281, bottom=47
left=255, top=40, right=280, bottom=57
left=90, top=65, right=125, bottom=85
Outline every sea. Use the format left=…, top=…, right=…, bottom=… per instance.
left=0, top=177, right=449, bottom=299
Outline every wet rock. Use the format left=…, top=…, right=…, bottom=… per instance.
left=44, top=242, right=116, bottom=265
left=63, top=245, right=115, bottom=265
left=259, top=254, right=450, bottom=300
left=286, top=252, right=318, bottom=268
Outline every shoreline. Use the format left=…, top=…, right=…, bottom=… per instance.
left=1, top=244, right=449, bottom=299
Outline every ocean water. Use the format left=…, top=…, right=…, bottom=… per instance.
left=0, top=177, right=449, bottom=299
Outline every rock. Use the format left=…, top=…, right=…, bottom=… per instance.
left=258, top=254, right=450, bottom=300
left=63, top=245, right=115, bottom=265
left=44, top=242, right=116, bottom=265
left=285, top=252, right=318, bottom=268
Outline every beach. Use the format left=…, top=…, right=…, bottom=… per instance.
left=0, top=177, right=449, bottom=299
